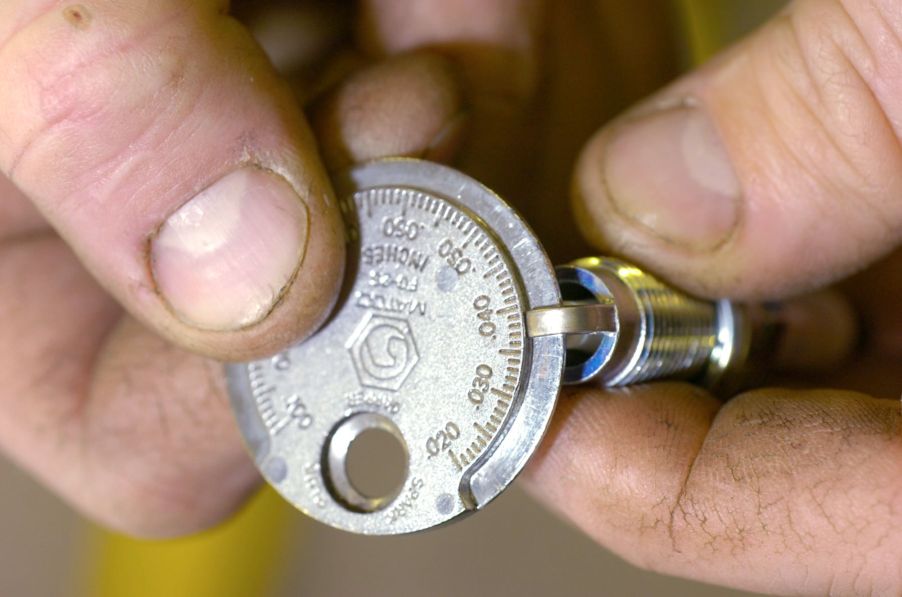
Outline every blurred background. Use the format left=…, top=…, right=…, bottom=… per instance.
left=1, top=1, right=784, bottom=595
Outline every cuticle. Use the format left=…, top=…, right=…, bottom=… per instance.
left=597, top=106, right=743, bottom=254
left=146, top=162, right=312, bottom=333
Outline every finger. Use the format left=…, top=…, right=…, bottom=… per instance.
left=354, top=2, right=683, bottom=262
left=83, top=317, right=259, bottom=536
left=0, top=1, right=345, bottom=360
left=237, top=0, right=359, bottom=104
left=311, top=52, right=466, bottom=170
left=803, top=249, right=902, bottom=398
left=839, top=248, right=902, bottom=357
left=770, top=289, right=858, bottom=372
left=358, top=0, right=540, bottom=107
left=237, top=0, right=350, bottom=76
left=573, top=0, right=902, bottom=299
left=519, top=0, right=679, bottom=260
left=0, top=234, right=256, bottom=537
left=356, top=0, right=542, bottom=197
left=0, top=173, right=44, bottom=239
left=523, top=383, right=902, bottom=595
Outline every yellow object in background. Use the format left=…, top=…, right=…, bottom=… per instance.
left=678, top=0, right=787, bottom=62
left=84, top=487, right=297, bottom=597
left=79, top=3, right=788, bottom=597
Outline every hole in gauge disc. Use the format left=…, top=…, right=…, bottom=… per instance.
left=345, top=426, right=408, bottom=501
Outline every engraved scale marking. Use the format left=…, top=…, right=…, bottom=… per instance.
left=355, top=186, right=527, bottom=477
left=228, top=160, right=567, bottom=536
left=231, top=159, right=759, bottom=536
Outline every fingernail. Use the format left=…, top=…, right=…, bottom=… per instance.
left=424, top=112, right=468, bottom=163
left=151, top=166, right=308, bottom=331
left=603, top=105, right=740, bottom=249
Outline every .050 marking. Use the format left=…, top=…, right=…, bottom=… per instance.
left=438, top=238, right=472, bottom=274
left=382, top=215, right=423, bottom=240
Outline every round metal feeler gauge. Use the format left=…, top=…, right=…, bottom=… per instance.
left=227, top=158, right=777, bottom=535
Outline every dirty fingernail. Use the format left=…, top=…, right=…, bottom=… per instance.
left=151, top=166, right=308, bottom=331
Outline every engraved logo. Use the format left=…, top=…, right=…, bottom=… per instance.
left=348, top=314, right=419, bottom=391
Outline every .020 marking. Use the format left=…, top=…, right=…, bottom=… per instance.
left=425, top=422, right=461, bottom=458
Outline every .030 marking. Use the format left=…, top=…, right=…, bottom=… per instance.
left=467, top=364, right=494, bottom=407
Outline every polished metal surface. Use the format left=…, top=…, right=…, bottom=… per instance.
left=526, top=302, right=617, bottom=337
left=227, top=159, right=563, bottom=534
left=557, top=258, right=718, bottom=386
left=227, top=159, right=771, bottom=535
left=325, top=412, right=408, bottom=513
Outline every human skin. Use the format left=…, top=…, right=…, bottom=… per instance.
left=0, top=2, right=899, bottom=595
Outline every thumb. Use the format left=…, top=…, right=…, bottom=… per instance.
left=573, top=0, right=902, bottom=300
left=0, top=1, right=345, bottom=360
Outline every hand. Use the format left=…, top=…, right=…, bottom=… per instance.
left=502, top=3, right=896, bottom=596
left=2, top=3, right=900, bottom=596
left=0, top=1, right=467, bottom=536
left=323, top=1, right=899, bottom=595
left=0, top=0, right=358, bottom=535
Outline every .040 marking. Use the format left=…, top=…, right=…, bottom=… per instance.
left=473, top=294, right=497, bottom=339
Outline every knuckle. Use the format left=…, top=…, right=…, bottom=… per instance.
left=671, top=390, right=902, bottom=591
left=0, top=2, right=201, bottom=195
left=759, top=1, right=902, bottom=196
